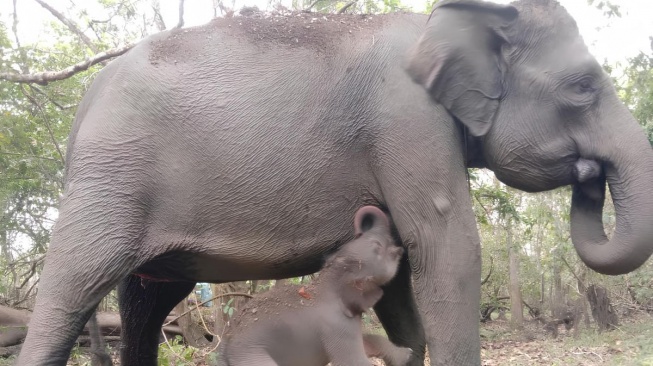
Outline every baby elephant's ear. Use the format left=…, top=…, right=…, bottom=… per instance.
left=354, top=206, right=390, bottom=237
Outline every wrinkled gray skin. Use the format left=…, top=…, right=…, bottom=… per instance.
left=219, top=206, right=410, bottom=366
left=17, top=0, right=653, bottom=365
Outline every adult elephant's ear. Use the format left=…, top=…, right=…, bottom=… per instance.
left=406, top=0, right=518, bottom=137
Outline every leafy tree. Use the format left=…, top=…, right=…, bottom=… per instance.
left=0, top=0, right=147, bottom=307
left=610, top=51, right=653, bottom=145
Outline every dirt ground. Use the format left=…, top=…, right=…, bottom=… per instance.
left=5, top=312, right=646, bottom=365
left=478, top=313, right=653, bottom=366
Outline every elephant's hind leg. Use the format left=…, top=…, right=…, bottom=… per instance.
left=118, top=275, right=196, bottom=366
left=15, top=202, right=141, bottom=365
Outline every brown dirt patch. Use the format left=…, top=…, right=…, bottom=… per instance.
left=225, top=283, right=317, bottom=334
left=150, top=11, right=391, bottom=63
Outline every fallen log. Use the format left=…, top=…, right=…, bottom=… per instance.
left=0, top=305, right=187, bottom=347
left=0, top=345, right=21, bottom=358
left=0, top=306, right=30, bottom=347
left=90, top=312, right=180, bottom=336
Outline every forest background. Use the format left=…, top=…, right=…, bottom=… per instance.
left=1, top=0, right=653, bottom=365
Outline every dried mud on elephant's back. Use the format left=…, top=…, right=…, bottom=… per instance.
left=149, top=11, right=394, bottom=63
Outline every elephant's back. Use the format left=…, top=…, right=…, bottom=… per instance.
left=148, top=12, right=415, bottom=64
left=69, top=11, right=427, bottom=147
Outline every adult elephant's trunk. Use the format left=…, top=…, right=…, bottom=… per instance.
left=570, top=114, right=653, bottom=275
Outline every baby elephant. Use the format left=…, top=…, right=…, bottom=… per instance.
left=219, top=206, right=411, bottom=366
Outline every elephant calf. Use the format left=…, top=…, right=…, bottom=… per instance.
left=218, top=206, right=411, bottom=366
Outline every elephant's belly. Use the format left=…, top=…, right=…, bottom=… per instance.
left=191, top=241, right=341, bottom=282
left=137, top=226, right=355, bottom=283
left=139, top=143, right=383, bottom=282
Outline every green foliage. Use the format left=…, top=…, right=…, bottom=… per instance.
left=0, top=0, right=150, bottom=306
left=611, top=52, right=653, bottom=146
left=68, top=344, right=91, bottom=366
left=624, top=260, right=653, bottom=306
left=472, top=169, right=583, bottom=315
left=222, top=298, right=236, bottom=318
left=0, top=356, right=15, bottom=366
left=587, top=0, right=622, bottom=18
left=204, top=351, right=220, bottom=366
left=158, top=336, right=196, bottom=366
left=276, top=277, right=302, bottom=286
left=424, top=0, right=439, bottom=13
left=473, top=184, right=519, bottom=224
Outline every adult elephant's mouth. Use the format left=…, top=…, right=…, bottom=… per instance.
left=573, top=158, right=602, bottom=184
left=572, top=158, right=604, bottom=202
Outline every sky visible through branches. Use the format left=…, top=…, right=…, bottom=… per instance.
left=1, top=0, right=652, bottom=66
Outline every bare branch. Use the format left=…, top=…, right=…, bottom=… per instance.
left=11, top=0, right=20, bottom=48
left=0, top=151, right=61, bottom=162
left=13, top=278, right=39, bottom=306
left=481, top=256, right=494, bottom=286
left=11, top=0, right=29, bottom=74
left=19, top=86, right=66, bottom=172
left=34, top=0, right=100, bottom=53
left=304, top=0, right=322, bottom=12
left=29, top=85, right=75, bottom=110
left=152, top=0, right=167, bottom=31
left=17, top=256, right=44, bottom=290
left=560, top=255, right=587, bottom=291
left=175, top=0, right=186, bottom=29
left=163, top=292, right=253, bottom=326
left=212, top=0, right=219, bottom=17
left=337, top=0, right=357, bottom=14
left=0, top=44, right=134, bottom=85
left=19, top=86, right=63, bottom=162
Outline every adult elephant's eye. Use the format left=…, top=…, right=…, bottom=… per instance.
left=560, top=75, right=598, bottom=109
left=577, top=77, right=595, bottom=93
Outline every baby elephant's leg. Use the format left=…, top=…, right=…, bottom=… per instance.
left=323, top=325, right=373, bottom=366
left=363, top=334, right=412, bottom=366
left=225, top=350, right=278, bottom=366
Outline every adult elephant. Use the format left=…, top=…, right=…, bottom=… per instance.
left=16, top=0, right=653, bottom=365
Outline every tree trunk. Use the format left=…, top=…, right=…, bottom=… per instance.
left=88, top=310, right=112, bottom=366
left=276, top=278, right=291, bottom=286
left=496, top=308, right=507, bottom=321
left=0, top=305, right=30, bottom=347
left=535, top=194, right=545, bottom=306
left=575, top=262, right=591, bottom=330
left=507, top=218, right=523, bottom=329
left=173, top=297, right=211, bottom=347
left=249, top=280, right=259, bottom=294
left=549, top=191, right=568, bottom=319
left=586, top=285, right=618, bottom=332
left=0, top=227, right=7, bottom=264
left=551, top=254, right=565, bottom=318
left=212, top=283, right=230, bottom=342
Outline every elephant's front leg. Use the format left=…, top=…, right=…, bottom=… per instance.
left=373, top=130, right=482, bottom=366
left=402, top=204, right=481, bottom=366
left=389, top=191, right=481, bottom=365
